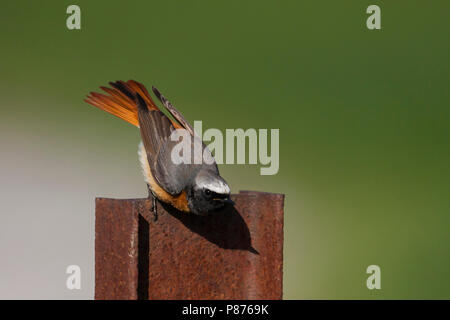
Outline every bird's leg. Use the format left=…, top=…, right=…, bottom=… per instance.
left=147, top=184, right=158, bottom=222
left=152, top=196, right=158, bottom=222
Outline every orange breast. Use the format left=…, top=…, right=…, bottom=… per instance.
left=138, top=142, right=190, bottom=212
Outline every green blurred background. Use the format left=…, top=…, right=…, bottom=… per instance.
left=1, top=1, right=449, bottom=299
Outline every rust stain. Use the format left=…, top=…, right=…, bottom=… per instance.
left=95, top=191, right=284, bottom=300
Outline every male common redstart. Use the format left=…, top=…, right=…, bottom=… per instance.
left=85, top=80, right=232, bottom=217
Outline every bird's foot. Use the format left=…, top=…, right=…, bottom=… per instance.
left=151, top=195, right=158, bottom=222
left=147, top=184, right=158, bottom=222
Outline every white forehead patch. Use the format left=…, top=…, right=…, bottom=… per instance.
left=196, top=175, right=230, bottom=195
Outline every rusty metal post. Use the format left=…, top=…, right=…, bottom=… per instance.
left=95, top=191, right=284, bottom=300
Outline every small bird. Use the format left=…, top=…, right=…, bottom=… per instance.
left=85, top=80, right=232, bottom=217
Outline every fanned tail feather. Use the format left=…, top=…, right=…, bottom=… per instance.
left=84, top=80, right=160, bottom=127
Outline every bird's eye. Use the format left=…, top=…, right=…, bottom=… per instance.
left=204, top=189, right=212, bottom=196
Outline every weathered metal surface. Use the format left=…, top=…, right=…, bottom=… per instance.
left=95, top=191, right=284, bottom=300
left=95, top=199, right=139, bottom=300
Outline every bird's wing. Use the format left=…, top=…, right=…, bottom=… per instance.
left=136, top=93, right=197, bottom=195
left=151, top=86, right=195, bottom=136
left=151, top=86, right=219, bottom=171
left=153, top=134, right=219, bottom=195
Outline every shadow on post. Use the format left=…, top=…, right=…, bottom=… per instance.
left=161, top=201, right=259, bottom=254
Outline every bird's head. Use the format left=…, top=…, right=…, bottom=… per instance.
left=187, top=168, right=233, bottom=215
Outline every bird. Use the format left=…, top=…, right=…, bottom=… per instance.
left=85, top=80, right=233, bottom=218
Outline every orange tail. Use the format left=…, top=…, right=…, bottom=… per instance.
left=84, top=80, right=160, bottom=127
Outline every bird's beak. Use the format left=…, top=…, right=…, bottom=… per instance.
left=223, top=197, right=235, bottom=206
left=213, top=195, right=235, bottom=206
